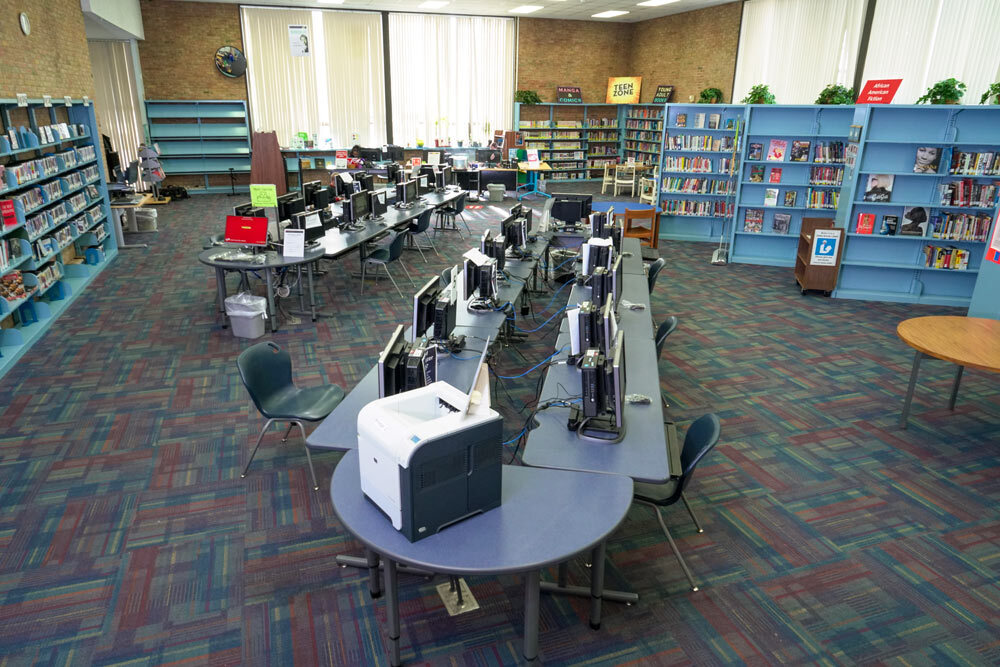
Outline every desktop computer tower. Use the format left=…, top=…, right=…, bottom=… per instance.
left=578, top=303, right=596, bottom=351
left=581, top=349, right=603, bottom=418
left=433, top=294, right=457, bottom=340
left=591, top=267, right=609, bottom=309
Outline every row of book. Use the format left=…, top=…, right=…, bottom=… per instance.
left=34, top=236, right=59, bottom=261
left=587, top=119, right=617, bottom=128
left=674, top=113, right=736, bottom=130
left=542, top=171, right=587, bottom=181
left=625, top=120, right=662, bottom=131
left=627, top=108, right=662, bottom=119
left=33, top=261, right=64, bottom=292
left=552, top=132, right=584, bottom=139
left=924, top=245, right=971, bottom=270
left=622, top=151, right=658, bottom=165
left=668, top=134, right=738, bottom=152
left=949, top=151, right=1000, bottom=176
left=931, top=212, right=992, bottom=241
left=627, top=130, right=662, bottom=143
left=0, top=271, right=31, bottom=304
left=807, top=188, right=839, bottom=209
left=589, top=147, right=618, bottom=157
left=550, top=151, right=585, bottom=160
left=661, top=177, right=733, bottom=195
left=661, top=199, right=731, bottom=217
left=551, top=140, right=583, bottom=147
left=0, top=237, right=24, bottom=272
left=809, top=166, right=844, bottom=186
left=624, top=141, right=659, bottom=152
left=664, top=156, right=734, bottom=173
left=743, top=209, right=791, bottom=234
left=588, top=158, right=617, bottom=169
left=937, top=179, right=999, bottom=208
left=588, top=131, right=618, bottom=142
left=2, top=123, right=88, bottom=153
left=813, top=141, right=846, bottom=164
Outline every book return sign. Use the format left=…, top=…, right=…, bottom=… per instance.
left=556, top=86, right=583, bottom=104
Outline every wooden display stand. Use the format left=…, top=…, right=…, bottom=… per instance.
left=794, top=218, right=843, bottom=296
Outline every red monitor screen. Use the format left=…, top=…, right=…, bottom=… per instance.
left=224, top=215, right=268, bottom=246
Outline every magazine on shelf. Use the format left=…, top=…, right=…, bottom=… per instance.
left=744, top=208, right=763, bottom=232
left=676, top=114, right=687, bottom=127
left=694, top=113, right=706, bottom=129
left=900, top=206, right=929, bottom=236
left=855, top=213, right=876, bottom=234
left=766, top=140, right=787, bottom=161
left=880, top=214, right=899, bottom=235
left=764, top=188, right=779, bottom=206
left=862, top=174, right=894, bottom=202
left=790, top=141, right=810, bottom=162
left=783, top=190, right=796, bottom=207
left=748, top=143, right=763, bottom=160
left=769, top=168, right=782, bottom=183
left=749, top=165, right=764, bottom=182
left=913, top=146, right=942, bottom=174
left=708, top=114, right=721, bottom=130
left=772, top=213, right=791, bottom=234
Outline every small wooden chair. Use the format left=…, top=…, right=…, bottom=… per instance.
left=614, top=165, right=636, bottom=197
left=601, top=163, right=615, bottom=194
left=638, top=172, right=657, bottom=205
left=624, top=207, right=657, bottom=247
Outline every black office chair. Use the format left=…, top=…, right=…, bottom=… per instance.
left=436, top=192, right=470, bottom=237
left=361, top=231, right=414, bottom=299
left=237, top=342, right=346, bottom=491
left=633, top=413, right=721, bottom=592
left=655, top=316, right=679, bottom=409
left=647, top=257, right=666, bottom=294
left=406, top=208, right=439, bottom=262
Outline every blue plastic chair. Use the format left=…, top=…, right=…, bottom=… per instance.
left=237, top=341, right=345, bottom=490
left=632, top=413, right=721, bottom=592
left=436, top=191, right=470, bottom=237
left=406, top=208, right=439, bottom=261
left=647, top=257, right=666, bottom=294
left=655, top=316, right=679, bottom=408
left=361, top=231, right=414, bottom=299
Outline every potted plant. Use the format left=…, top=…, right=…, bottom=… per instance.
left=698, top=88, right=723, bottom=104
left=916, top=78, right=966, bottom=104
left=514, top=90, right=542, bottom=105
left=741, top=84, right=775, bottom=104
left=815, top=84, right=855, bottom=105
left=980, top=83, right=1000, bottom=104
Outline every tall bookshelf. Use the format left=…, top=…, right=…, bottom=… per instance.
left=623, top=103, right=664, bottom=166
left=0, top=98, right=118, bottom=379
left=657, top=103, right=744, bottom=242
left=730, top=105, right=854, bottom=266
left=833, top=105, right=1000, bottom=307
left=514, top=102, right=623, bottom=183
left=145, top=100, right=251, bottom=194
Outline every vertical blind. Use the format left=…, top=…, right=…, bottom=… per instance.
left=862, top=0, right=1000, bottom=104
left=241, top=7, right=385, bottom=147
left=388, top=13, right=515, bottom=148
left=87, top=40, right=145, bottom=185
left=733, top=0, right=865, bottom=104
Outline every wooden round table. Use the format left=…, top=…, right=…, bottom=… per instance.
left=896, top=316, right=1000, bottom=428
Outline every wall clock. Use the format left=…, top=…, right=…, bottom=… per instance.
left=19, top=12, right=30, bottom=36
left=215, top=46, right=247, bottom=78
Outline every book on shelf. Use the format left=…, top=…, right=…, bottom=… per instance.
left=790, top=141, right=810, bottom=162
left=748, top=143, right=763, bottom=160
left=725, top=118, right=735, bottom=129
left=744, top=208, right=763, bottom=232
left=880, top=214, right=899, bottom=236
left=749, top=165, right=764, bottom=182
left=929, top=211, right=992, bottom=241
left=772, top=213, right=791, bottom=234
left=855, top=213, right=876, bottom=234
left=950, top=150, right=1000, bottom=176
left=900, top=206, right=929, bottom=235
left=764, top=188, right=779, bottom=206
left=924, top=245, right=970, bottom=270
left=783, top=190, right=797, bottom=207
left=708, top=114, right=720, bottom=129
left=809, top=166, right=843, bottom=186
left=913, top=146, right=942, bottom=174
left=769, top=168, right=782, bottom=183
left=766, top=140, right=787, bottom=161
left=862, top=174, right=894, bottom=202
left=813, top=141, right=845, bottom=163
left=937, top=179, right=1000, bottom=207
left=694, top=113, right=706, bottom=129
left=675, top=113, right=687, bottom=128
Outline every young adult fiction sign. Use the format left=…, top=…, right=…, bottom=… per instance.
left=606, top=77, right=642, bottom=104
left=652, top=85, right=674, bottom=104
left=556, top=86, right=583, bottom=104
left=857, top=79, right=902, bottom=104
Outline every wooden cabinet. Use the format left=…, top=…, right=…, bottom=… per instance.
left=794, top=217, right=843, bottom=296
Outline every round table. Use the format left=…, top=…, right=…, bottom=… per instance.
left=896, top=315, right=1000, bottom=428
left=198, top=245, right=325, bottom=332
left=330, top=450, right=633, bottom=664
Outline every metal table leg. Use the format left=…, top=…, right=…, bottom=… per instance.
left=523, top=570, right=541, bottom=662
left=308, top=262, right=317, bottom=321
left=336, top=554, right=434, bottom=578
left=366, top=549, right=382, bottom=599
left=589, top=540, right=607, bottom=630
left=899, top=350, right=923, bottom=429
left=264, top=267, right=278, bottom=333
left=949, top=365, right=964, bottom=410
left=384, top=558, right=401, bottom=667
left=297, top=265, right=305, bottom=312
left=215, top=267, right=228, bottom=329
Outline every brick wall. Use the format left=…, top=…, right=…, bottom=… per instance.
left=0, top=0, right=95, bottom=100
left=629, top=3, right=743, bottom=104
left=137, top=0, right=247, bottom=102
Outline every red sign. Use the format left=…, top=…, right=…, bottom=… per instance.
left=224, top=215, right=268, bottom=246
left=0, top=200, right=16, bottom=227
left=857, top=79, right=902, bottom=104
left=987, top=213, right=1000, bottom=264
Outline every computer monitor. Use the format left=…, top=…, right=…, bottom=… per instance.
left=611, top=254, right=623, bottom=306
left=357, top=174, right=374, bottom=193
left=233, top=203, right=265, bottom=218
left=359, top=147, right=381, bottom=163
left=499, top=214, right=516, bottom=248
left=551, top=193, right=593, bottom=224
left=396, top=179, right=417, bottom=206
left=335, top=172, right=356, bottom=198
left=462, top=253, right=497, bottom=303
left=291, top=211, right=325, bottom=243
left=442, top=165, right=453, bottom=186
left=377, top=325, right=409, bottom=398
left=417, top=174, right=433, bottom=196
left=510, top=203, right=524, bottom=219
left=386, top=163, right=401, bottom=184
left=606, top=330, right=625, bottom=429
left=369, top=189, right=387, bottom=219
left=309, top=186, right=331, bottom=211
left=590, top=211, right=609, bottom=238
left=224, top=215, right=268, bottom=246
left=303, top=180, right=321, bottom=204
left=350, top=189, right=370, bottom=221
left=592, top=267, right=610, bottom=310
left=434, top=170, right=446, bottom=191
left=412, top=277, right=443, bottom=342
left=599, top=299, right=618, bottom=358
left=523, top=208, right=533, bottom=233
left=277, top=193, right=305, bottom=222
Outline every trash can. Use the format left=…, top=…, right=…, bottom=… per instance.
left=225, top=293, right=267, bottom=339
left=487, top=183, right=505, bottom=202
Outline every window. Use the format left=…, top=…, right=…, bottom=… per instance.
left=388, top=13, right=515, bottom=148
left=88, top=40, right=145, bottom=184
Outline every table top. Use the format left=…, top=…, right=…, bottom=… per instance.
left=110, top=193, right=153, bottom=209
left=198, top=245, right=325, bottom=270
left=331, top=450, right=632, bottom=575
left=518, top=161, right=551, bottom=172
left=897, top=316, right=1000, bottom=373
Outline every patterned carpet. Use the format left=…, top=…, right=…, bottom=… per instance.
left=1, top=186, right=999, bottom=666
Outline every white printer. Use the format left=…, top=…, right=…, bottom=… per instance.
left=358, top=346, right=503, bottom=542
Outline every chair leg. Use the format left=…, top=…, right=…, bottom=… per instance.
left=414, top=237, right=427, bottom=263
left=398, top=260, right=415, bottom=287
left=360, top=261, right=367, bottom=294
left=384, top=266, right=404, bottom=299
left=652, top=504, right=699, bottom=592
left=293, top=420, right=320, bottom=491
left=681, top=493, right=704, bottom=534
left=426, top=233, right=441, bottom=257
left=242, top=417, right=277, bottom=479
left=280, top=422, right=294, bottom=443
left=661, top=393, right=669, bottom=410
left=459, top=213, right=471, bottom=235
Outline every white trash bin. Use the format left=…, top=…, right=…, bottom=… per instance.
left=225, top=293, right=267, bottom=339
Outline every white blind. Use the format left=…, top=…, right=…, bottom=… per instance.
left=388, top=13, right=515, bottom=147
left=242, top=7, right=386, bottom=147
left=733, top=0, right=865, bottom=104
left=87, top=40, right=145, bottom=185
left=862, top=0, right=1000, bottom=104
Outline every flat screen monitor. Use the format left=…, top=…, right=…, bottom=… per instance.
left=434, top=170, right=445, bottom=190
left=224, top=215, right=268, bottom=246
left=417, top=174, right=432, bottom=196
left=405, top=179, right=418, bottom=202
left=310, top=186, right=331, bottom=211
left=463, top=257, right=480, bottom=301
left=499, top=214, right=516, bottom=248
left=292, top=211, right=325, bottom=243
left=377, top=325, right=409, bottom=398
left=480, top=229, right=493, bottom=255
left=441, top=166, right=453, bottom=185
left=412, top=277, right=443, bottom=342
left=369, top=189, right=387, bottom=218
left=611, top=254, right=623, bottom=306
left=350, top=189, right=370, bottom=221
left=233, top=203, right=264, bottom=218
left=277, top=193, right=305, bottom=222
left=475, top=148, right=497, bottom=164
left=510, top=204, right=524, bottom=219
left=302, top=179, right=321, bottom=203
left=599, top=299, right=617, bottom=358
left=357, top=174, right=374, bottom=192
left=359, top=148, right=381, bottom=163
left=551, top=198, right=584, bottom=225
left=607, top=330, right=625, bottom=428
left=432, top=291, right=457, bottom=341
left=523, top=208, right=533, bottom=233
left=386, top=163, right=401, bottom=184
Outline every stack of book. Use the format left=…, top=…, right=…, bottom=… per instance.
left=937, top=179, right=999, bottom=207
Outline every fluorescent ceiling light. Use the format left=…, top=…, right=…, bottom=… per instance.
left=419, top=1, right=449, bottom=8
left=510, top=5, right=544, bottom=13
left=637, top=0, right=680, bottom=6
left=592, top=10, right=629, bottom=17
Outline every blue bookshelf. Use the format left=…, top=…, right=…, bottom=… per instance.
left=514, top=102, right=621, bottom=183
left=144, top=100, right=250, bottom=194
left=832, top=105, right=1000, bottom=307
left=730, top=105, right=853, bottom=267
left=657, top=103, right=744, bottom=242
left=622, top=103, right=664, bottom=167
left=0, top=98, right=118, bottom=379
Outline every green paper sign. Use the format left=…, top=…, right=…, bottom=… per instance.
left=250, top=184, right=277, bottom=208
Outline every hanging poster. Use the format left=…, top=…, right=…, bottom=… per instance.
left=606, top=77, right=642, bottom=104
left=857, top=79, right=902, bottom=104
left=335, top=150, right=348, bottom=169
left=652, top=85, right=674, bottom=104
left=288, top=25, right=310, bottom=56
left=556, top=86, right=583, bottom=104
